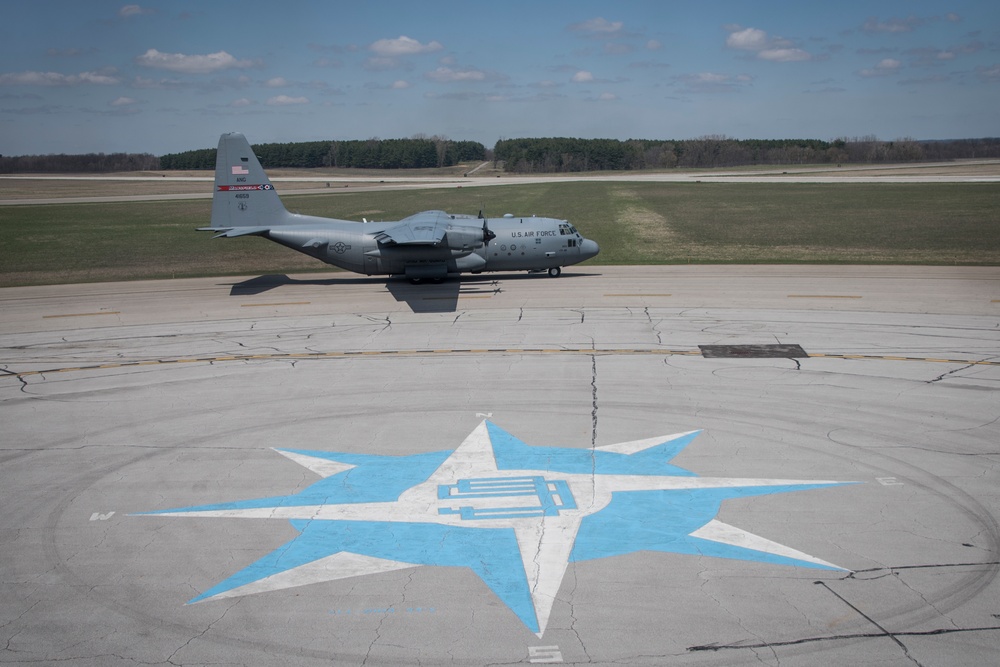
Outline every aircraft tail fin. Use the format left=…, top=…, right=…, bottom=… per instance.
left=210, top=132, right=290, bottom=229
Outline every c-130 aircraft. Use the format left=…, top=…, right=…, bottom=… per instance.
left=201, top=133, right=599, bottom=283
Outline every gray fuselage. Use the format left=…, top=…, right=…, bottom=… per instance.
left=263, top=214, right=598, bottom=278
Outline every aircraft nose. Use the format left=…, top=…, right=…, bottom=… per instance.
left=580, top=238, right=600, bottom=259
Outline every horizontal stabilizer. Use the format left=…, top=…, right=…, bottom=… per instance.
left=197, top=226, right=271, bottom=239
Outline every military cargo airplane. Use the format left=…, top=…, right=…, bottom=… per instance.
left=200, top=133, right=599, bottom=283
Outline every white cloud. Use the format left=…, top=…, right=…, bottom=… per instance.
left=391, top=80, right=410, bottom=89
left=267, top=95, right=309, bottom=105
left=230, top=98, right=254, bottom=107
left=675, top=71, right=754, bottom=93
left=109, top=96, right=137, bottom=106
left=363, top=57, right=404, bottom=71
left=598, top=92, right=618, bottom=101
left=646, top=40, right=663, bottom=51
left=570, top=17, right=624, bottom=35
left=727, top=27, right=769, bottom=51
left=369, top=36, right=443, bottom=57
left=726, top=26, right=812, bottom=62
left=0, top=70, right=120, bottom=86
left=135, top=49, right=255, bottom=74
left=130, top=75, right=179, bottom=89
left=119, top=4, right=152, bottom=17
left=571, top=70, right=594, bottom=83
left=425, top=67, right=487, bottom=82
left=861, top=16, right=923, bottom=33
left=78, top=70, right=121, bottom=85
left=859, top=58, right=902, bottom=77
left=975, top=64, right=1000, bottom=82
left=693, top=72, right=730, bottom=84
left=265, top=77, right=290, bottom=87
left=758, top=48, right=812, bottom=62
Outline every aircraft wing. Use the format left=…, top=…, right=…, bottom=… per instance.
left=373, top=211, right=450, bottom=246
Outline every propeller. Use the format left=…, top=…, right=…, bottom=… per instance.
left=482, top=218, right=496, bottom=244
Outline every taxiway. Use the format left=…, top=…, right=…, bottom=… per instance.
left=1, top=266, right=998, bottom=666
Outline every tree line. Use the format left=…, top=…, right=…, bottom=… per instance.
left=494, top=136, right=1000, bottom=172
left=2, top=136, right=998, bottom=174
left=157, top=137, right=487, bottom=170
left=0, top=152, right=160, bottom=174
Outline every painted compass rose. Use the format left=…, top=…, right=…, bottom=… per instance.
left=136, top=422, right=854, bottom=636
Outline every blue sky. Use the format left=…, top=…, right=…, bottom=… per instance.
left=1, top=1, right=998, bottom=155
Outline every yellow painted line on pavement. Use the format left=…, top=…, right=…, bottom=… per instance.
left=808, top=353, right=989, bottom=364
left=8, top=348, right=999, bottom=379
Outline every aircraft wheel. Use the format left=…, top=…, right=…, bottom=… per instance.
left=548, top=267, right=562, bottom=277
left=409, top=277, right=423, bottom=285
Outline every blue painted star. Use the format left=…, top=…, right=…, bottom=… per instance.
left=136, top=421, right=854, bottom=636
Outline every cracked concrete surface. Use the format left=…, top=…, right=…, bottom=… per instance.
left=0, top=266, right=998, bottom=666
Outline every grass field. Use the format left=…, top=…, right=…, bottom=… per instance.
left=1, top=181, right=997, bottom=287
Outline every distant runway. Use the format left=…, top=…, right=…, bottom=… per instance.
left=3, top=160, right=999, bottom=205
left=2, top=266, right=999, bottom=666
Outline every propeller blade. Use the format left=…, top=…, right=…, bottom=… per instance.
left=482, top=219, right=496, bottom=243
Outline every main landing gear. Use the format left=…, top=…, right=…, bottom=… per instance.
left=528, top=267, right=563, bottom=277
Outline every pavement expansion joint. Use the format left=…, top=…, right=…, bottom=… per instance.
left=5, top=347, right=1000, bottom=379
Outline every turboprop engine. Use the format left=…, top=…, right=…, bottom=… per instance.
left=442, top=223, right=495, bottom=252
